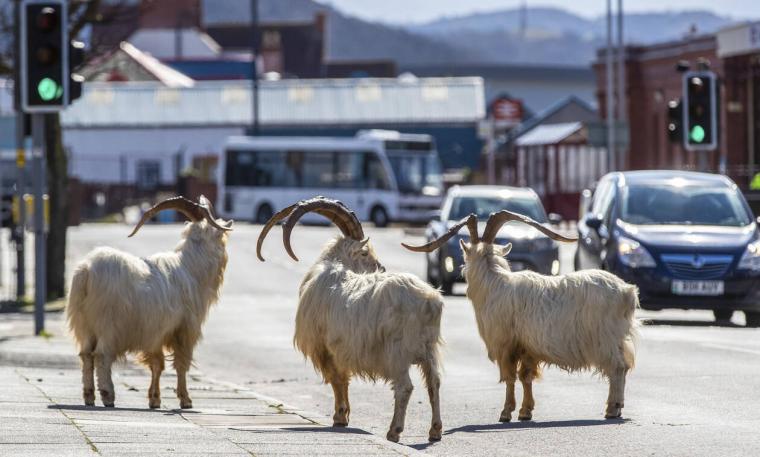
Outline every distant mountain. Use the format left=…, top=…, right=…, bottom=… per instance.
left=409, top=8, right=735, bottom=65
left=201, top=0, right=466, bottom=65
left=199, top=2, right=739, bottom=67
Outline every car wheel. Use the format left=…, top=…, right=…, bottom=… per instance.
left=573, top=251, right=581, bottom=271
left=438, top=256, right=453, bottom=295
left=370, top=205, right=389, bottom=228
left=713, top=309, right=734, bottom=322
left=426, top=255, right=440, bottom=288
left=255, top=203, right=273, bottom=224
left=745, top=311, right=760, bottom=328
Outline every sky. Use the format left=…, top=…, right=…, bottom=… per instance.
left=314, top=0, right=759, bottom=24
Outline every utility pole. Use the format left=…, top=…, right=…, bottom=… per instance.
left=250, top=0, right=260, bottom=135
left=13, top=0, right=26, bottom=301
left=606, top=0, right=616, bottom=171
left=31, top=114, right=45, bottom=335
left=616, top=0, right=626, bottom=170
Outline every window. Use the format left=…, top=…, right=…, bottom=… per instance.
left=364, top=153, right=391, bottom=190
left=225, top=150, right=255, bottom=186
left=136, top=160, right=161, bottom=190
left=335, top=152, right=362, bottom=188
left=301, top=151, right=334, bottom=188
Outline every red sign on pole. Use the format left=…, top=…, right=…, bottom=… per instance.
left=490, top=97, right=523, bottom=125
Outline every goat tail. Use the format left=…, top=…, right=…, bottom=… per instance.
left=66, top=263, right=91, bottom=348
left=622, top=283, right=640, bottom=370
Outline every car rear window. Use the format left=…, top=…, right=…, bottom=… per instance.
left=621, top=184, right=751, bottom=226
left=448, top=196, right=547, bottom=222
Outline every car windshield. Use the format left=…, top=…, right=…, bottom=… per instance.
left=621, top=184, right=751, bottom=226
left=447, top=196, right=547, bottom=222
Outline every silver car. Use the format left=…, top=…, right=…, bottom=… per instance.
left=423, top=185, right=561, bottom=294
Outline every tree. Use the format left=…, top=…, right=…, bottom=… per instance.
left=0, top=0, right=138, bottom=300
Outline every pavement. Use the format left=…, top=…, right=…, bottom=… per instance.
left=4, top=222, right=760, bottom=456
left=0, top=313, right=420, bottom=456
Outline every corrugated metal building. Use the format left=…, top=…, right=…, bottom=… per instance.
left=61, top=77, right=485, bottom=214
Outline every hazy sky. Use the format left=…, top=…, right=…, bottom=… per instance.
left=315, top=0, right=759, bottom=24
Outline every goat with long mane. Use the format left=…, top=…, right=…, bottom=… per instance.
left=67, top=196, right=233, bottom=409
left=404, top=211, right=638, bottom=421
left=257, top=197, right=444, bottom=443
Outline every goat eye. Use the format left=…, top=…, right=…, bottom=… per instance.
left=361, top=251, right=368, bottom=256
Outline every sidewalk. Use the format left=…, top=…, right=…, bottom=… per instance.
left=0, top=313, right=420, bottom=456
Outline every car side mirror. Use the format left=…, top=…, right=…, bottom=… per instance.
left=548, top=213, right=563, bottom=225
left=585, top=214, right=603, bottom=231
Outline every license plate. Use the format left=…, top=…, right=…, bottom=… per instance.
left=671, top=280, right=724, bottom=296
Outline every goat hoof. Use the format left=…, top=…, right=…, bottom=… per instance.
left=499, top=414, right=511, bottom=423
left=605, top=411, right=622, bottom=419
left=428, top=430, right=442, bottom=441
left=518, top=415, right=532, bottom=421
left=179, top=399, right=193, bottom=409
left=332, top=420, right=348, bottom=427
left=102, top=402, right=115, bottom=408
left=149, top=399, right=161, bottom=409
left=386, top=432, right=400, bottom=443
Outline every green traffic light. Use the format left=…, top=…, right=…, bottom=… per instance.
left=37, top=77, right=61, bottom=101
left=690, top=125, right=706, bottom=143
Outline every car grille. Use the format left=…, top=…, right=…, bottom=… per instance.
left=660, top=254, right=734, bottom=279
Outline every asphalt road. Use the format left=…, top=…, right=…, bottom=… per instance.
left=67, top=223, right=760, bottom=457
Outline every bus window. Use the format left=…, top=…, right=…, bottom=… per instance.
left=225, top=150, right=256, bottom=186
left=302, top=151, right=335, bottom=188
left=364, top=153, right=391, bottom=190
left=256, top=151, right=289, bottom=187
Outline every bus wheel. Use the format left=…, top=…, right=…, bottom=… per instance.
left=255, top=204, right=274, bottom=224
left=370, top=206, right=389, bottom=228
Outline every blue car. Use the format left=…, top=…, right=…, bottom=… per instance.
left=423, top=185, right=562, bottom=295
left=575, top=171, right=760, bottom=326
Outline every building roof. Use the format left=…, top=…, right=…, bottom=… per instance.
left=127, top=28, right=221, bottom=60
left=61, top=77, right=485, bottom=128
left=120, top=43, right=196, bottom=88
left=515, top=122, right=583, bottom=146
left=401, top=63, right=595, bottom=83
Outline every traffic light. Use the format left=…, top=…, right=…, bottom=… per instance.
left=19, top=0, right=68, bottom=112
left=666, top=99, right=682, bottom=143
left=69, top=40, right=85, bottom=103
left=682, top=71, right=718, bottom=151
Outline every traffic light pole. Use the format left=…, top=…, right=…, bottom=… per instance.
left=31, top=114, right=46, bottom=335
left=15, top=113, right=26, bottom=301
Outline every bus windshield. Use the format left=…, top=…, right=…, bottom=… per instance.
left=387, top=153, right=443, bottom=195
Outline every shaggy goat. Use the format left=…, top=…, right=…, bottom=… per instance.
left=404, top=211, right=638, bottom=421
left=257, top=197, right=444, bottom=443
left=67, top=196, right=233, bottom=409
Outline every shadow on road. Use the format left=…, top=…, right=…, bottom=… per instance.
left=443, top=418, right=628, bottom=436
left=274, top=426, right=372, bottom=435
left=641, top=319, right=744, bottom=328
left=49, top=403, right=182, bottom=415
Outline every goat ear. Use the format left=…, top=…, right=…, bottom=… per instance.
left=498, top=242, right=513, bottom=257
left=223, top=220, right=234, bottom=229
left=359, top=237, right=370, bottom=247
left=459, top=238, right=471, bottom=254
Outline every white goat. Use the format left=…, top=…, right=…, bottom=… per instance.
left=67, top=196, right=233, bottom=409
left=404, top=211, right=638, bottom=421
left=257, top=197, right=444, bottom=443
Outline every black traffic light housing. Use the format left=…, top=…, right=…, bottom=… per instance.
left=682, top=70, right=718, bottom=151
left=667, top=99, right=682, bottom=143
left=69, top=40, right=86, bottom=103
left=19, top=0, right=68, bottom=112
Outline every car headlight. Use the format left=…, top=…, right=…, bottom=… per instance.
left=617, top=236, right=656, bottom=268
left=738, top=239, right=760, bottom=271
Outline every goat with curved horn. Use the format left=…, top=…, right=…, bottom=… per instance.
left=402, top=213, right=479, bottom=252
left=281, top=197, right=365, bottom=261
left=256, top=204, right=298, bottom=261
left=481, top=210, right=577, bottom=243
left=128, top=196, right=232, bottom=237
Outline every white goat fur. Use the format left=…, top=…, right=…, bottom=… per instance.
left=67, top=219, right=229, bottom=409
left=460, top=241, right=638, bottom=421
left=294, top=236, right=444, bottom=442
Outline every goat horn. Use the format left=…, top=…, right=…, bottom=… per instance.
left=283, top=197, right=364, bottom=261
left=401, top=213, right=479, bottom=252
left=481, top=210, right=577, bottom=243
left=256, top=203, right=298, bottom=261
left=128, top=196, right=231, bottom=237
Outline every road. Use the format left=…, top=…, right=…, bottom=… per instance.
left=67, top=223, right=760, bottom=457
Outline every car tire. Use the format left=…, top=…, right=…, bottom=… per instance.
left=745, top=311, right=760, bottom=328
left=573, top=251, right=581, bottom=271
left=438, top=256, right=453, bottom=295
left=370, top=205, right=389, bottom=228
left=713, top=309, right=734, bottom=322
left=255, top=203, right=274, bottom=224
left=426, top=256, right=440, bottom=288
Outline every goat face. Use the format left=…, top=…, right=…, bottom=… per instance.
left=459, top=239, right=512, bottom=273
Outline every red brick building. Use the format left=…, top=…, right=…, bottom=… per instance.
left=594, top=22, right=760, bottom=192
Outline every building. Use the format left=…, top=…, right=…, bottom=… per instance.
left=401, top=63, right=597, bottom=118
left=593, top=21, right=760, bottom=198
left=60, top=77, right=485, bottom=215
